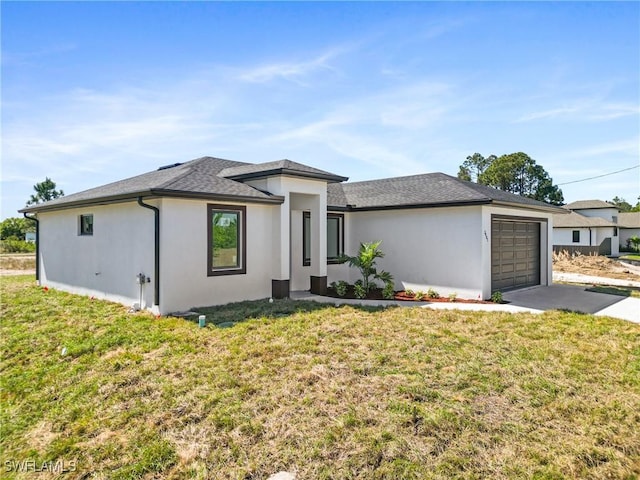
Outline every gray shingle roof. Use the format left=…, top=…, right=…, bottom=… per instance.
left=328, top=172, right=562, bottom=211
left=565, top=200, right=618, bottom=210
left=553, top=211, right=616, bottom=228
left=21, top=157, right=564, bottom=214
left=219, top=159, right=348, bottom=183
left=20, top=157, right=282, bottom=213
left=618, top=212, right=640, bottom=228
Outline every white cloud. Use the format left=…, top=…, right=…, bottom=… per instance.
left=237, top=49, right=343, bottom=85
left=515, top=100, right=639, bottom=123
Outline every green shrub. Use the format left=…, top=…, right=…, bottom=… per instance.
left=491, top=291, right=503, bottom=303
left=427, top=288, right=440, bottom=299
left=414, top=291, right=425, bottom=301
left=448, top=292, right=458, bottom=302
left=382, top=281, right=395, bottom=300
left=0, top=239, right=36, bottom=253
left=335, top=280, right=349, bottom=297
left=354, top=280, right=367, bottom=299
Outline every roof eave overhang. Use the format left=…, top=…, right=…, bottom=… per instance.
left=491, top=200, right=566, bottom=214
left=18, top=189, right=285, bottom=214
left=329, top=198, right=492, bottom=212
left=223, top=169, right=348, bottom=184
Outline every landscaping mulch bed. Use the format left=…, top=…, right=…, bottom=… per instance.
left=326, top=287, right=495, bottom=304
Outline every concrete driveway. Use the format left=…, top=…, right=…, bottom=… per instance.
left=503, top=284, right=640, bottom=322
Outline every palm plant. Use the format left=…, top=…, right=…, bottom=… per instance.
left=340, top=241, right=393, bottom=292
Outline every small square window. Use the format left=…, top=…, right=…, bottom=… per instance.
left=572, top=230, right=580, bottom=243
left=79, top=214, right=93, bottom=236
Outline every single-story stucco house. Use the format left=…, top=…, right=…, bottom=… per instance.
left=20, top=156, right=563, bottom=314
left=552, top=200, right=634, bottom=256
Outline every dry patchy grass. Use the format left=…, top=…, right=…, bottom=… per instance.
left=0, top=254, right=36, bottom=272
left=1, top=275, right=639, bottom=479
left=553, top=250, right=640, bottom=281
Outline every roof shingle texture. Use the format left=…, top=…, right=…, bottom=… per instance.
left=328, top=173, right=557, bottom=210
left=27, top=157, right=273, bottom=209
left=565, top=200, right=617, bottom=210
left=552, top=211, right=616, bottom=228
left=618, top=212, right=640, bottom=228
left=23, top=157, right=562, bottom=213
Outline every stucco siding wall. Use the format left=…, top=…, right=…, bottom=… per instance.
left=341, top=206, right=484, bottom=298
left=39, top=202, right=155, bottom=308
left=553, top=227, right=591, bottom=246
left=159, top=198, right=275, bottom=313
left=575, top=208, right=618, bottom=222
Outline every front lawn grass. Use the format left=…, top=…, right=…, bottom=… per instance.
left=1, top=275, right=639, bottom=479
left=586, top=285, right=640, bottom=298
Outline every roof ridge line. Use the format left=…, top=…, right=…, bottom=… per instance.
left=156, top=159, right=199, bottom=190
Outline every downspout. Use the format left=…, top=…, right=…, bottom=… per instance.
left=23, top=213, right=39, bottom=281
left=137, top=197, right=160, bottom=307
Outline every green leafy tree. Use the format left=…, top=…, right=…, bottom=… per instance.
left=340, top=241, right=393, bottom=293
left=26, top=177, right=64, bottom=206
left=457, top=153, right=495, bottom=183
left=0, top=217, right=34, bottom=240
left=477, top=152, right=564, bottom=205
left=609, top=196, right=633, bottom=212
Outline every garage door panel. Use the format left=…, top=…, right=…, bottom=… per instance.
left=491, top=219, right=540, bottom=292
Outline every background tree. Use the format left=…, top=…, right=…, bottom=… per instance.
left=0, top=217, right=34, bottom=240
left=458, top=152, right=564, bottom=205
left=457, top=153, right=495, bottom=183
left=609, top=196, right=633, bottom=212
left=26, top=177, right=64, bottom=206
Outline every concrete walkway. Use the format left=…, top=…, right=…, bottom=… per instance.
left=291, top=285, right=640, bottom=324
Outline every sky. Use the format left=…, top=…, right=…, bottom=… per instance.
left=1, top=1, right=639, bottom=219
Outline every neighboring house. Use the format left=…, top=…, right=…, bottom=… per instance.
left=552, top=200, right=620, bottom=256
left=20, top=156, right=562, bottom=314
left=618, top=212, right=640, bottom=249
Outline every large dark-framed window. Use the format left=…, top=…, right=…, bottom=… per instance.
left=572, top=230, right=580, bottom=243
left=207, top=204, right=246, bottom=276
left=79, top=214, right=93, bottom=236
left=303, top=212, right=344, bottom=266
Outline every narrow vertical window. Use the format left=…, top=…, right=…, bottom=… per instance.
left=207, top=204, right=246, bottom=276
left=572, top=230, right=580, bottom=243
left=327, top=213, right=344, bottom=264
left=79, top=214, right=93, bottom=236
left=303, top=212, right=311, bottom=266
left=302, top=212, right=344, bottom=265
